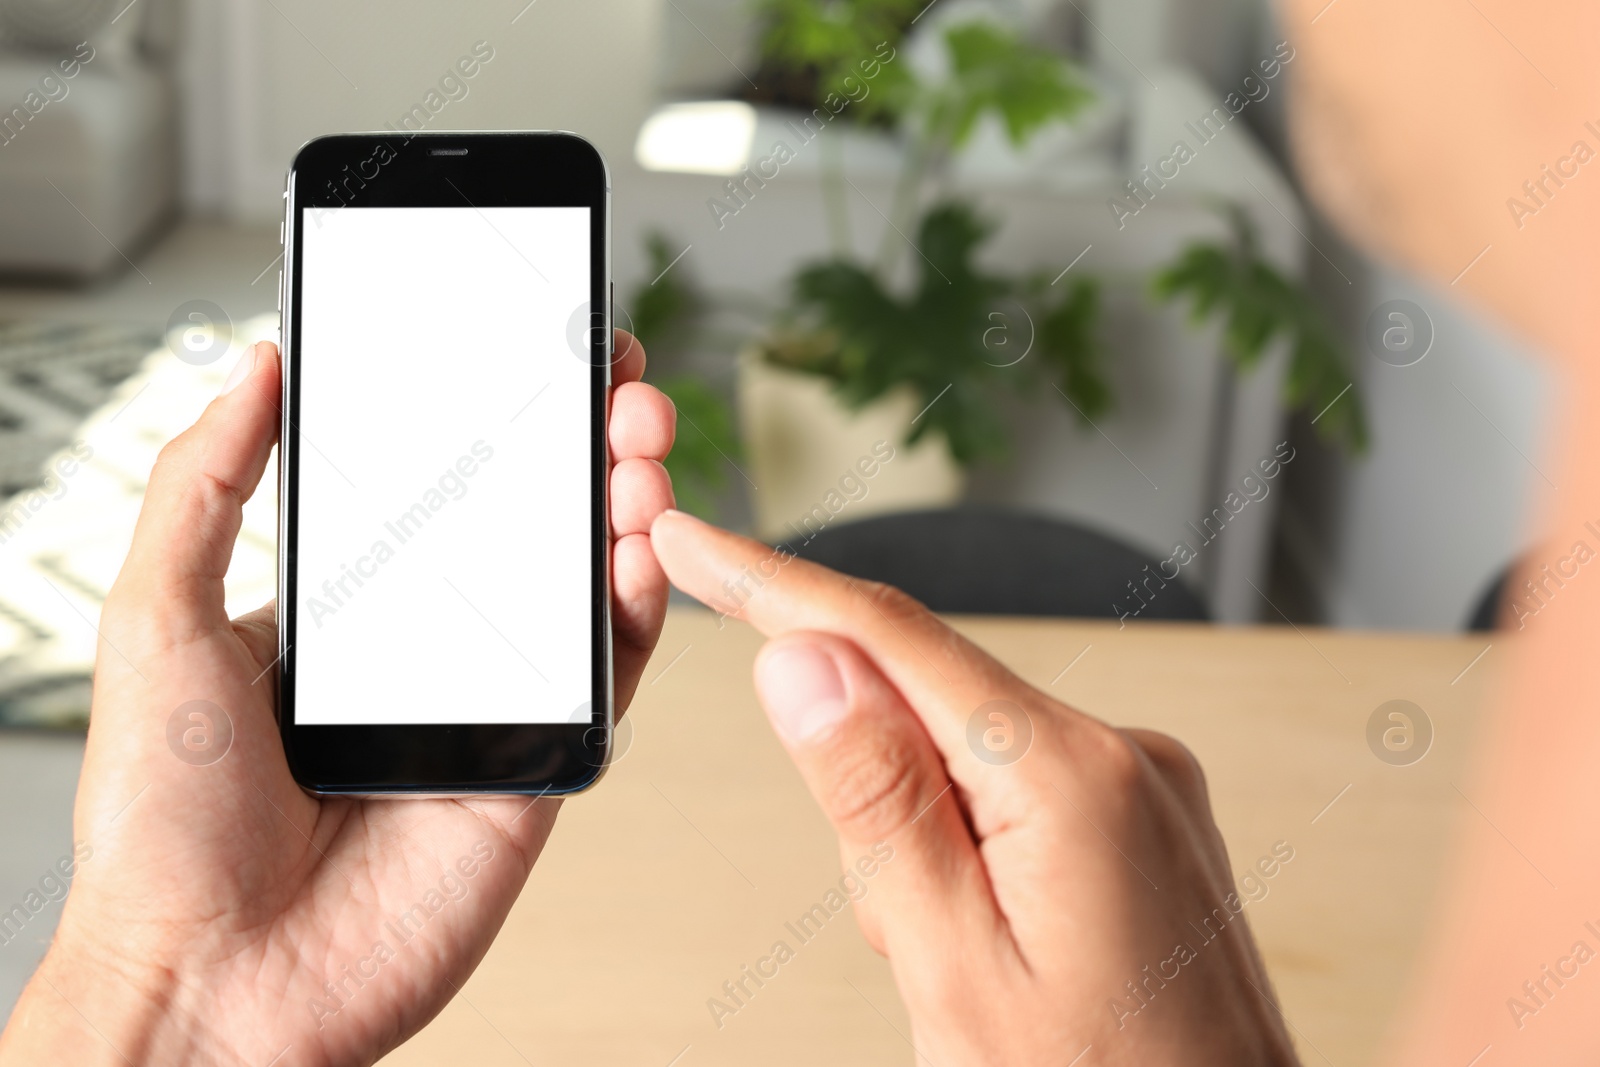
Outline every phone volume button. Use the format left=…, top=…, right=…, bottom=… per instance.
left=277, top=270, right=283, bottom=312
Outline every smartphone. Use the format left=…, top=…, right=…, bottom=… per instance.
left=277, top=132, right=611, bottom=795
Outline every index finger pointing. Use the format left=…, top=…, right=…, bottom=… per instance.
left=649, top=509, right=1070, bottom=782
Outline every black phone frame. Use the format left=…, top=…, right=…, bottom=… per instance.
left=278, top=132, right=611, bottom=795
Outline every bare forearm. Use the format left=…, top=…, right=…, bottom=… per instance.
left=1271, top=1, right=1600, bottom=1055
left=1386, top=368, right=1600, bottom=1061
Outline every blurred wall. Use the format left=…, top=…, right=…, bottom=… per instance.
left=177, top=0, right=660, bottom=221
left=1092, top=0, right=1270, bottom=93
left=1279, top=259, right=1555, bottom=630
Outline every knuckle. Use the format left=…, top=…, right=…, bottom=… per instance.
left=181, top=472, right=245, bottom=548
left=823, top=732, right=929, bottom=841
left=1139, top=731, right=1211, bottom=804
left=1088, top=724, right=1148, bottom=797
left=152, top=433, right=193, bottom=476
left=855, top=579, right=929, bottom=627
left=1049, top=724, right=1154, bottom=841
left=1161, top=732, right=1205, bottom=779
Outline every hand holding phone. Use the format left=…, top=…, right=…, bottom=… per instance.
left=0, top=328, right=674, bottom=1065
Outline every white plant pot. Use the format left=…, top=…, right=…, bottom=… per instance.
left=737, top=354, right=966, bottom=543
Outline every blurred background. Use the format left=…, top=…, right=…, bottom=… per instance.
left=0, top=0, right=1557, bottom=1046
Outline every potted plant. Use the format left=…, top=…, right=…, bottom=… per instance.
left=635, top=0, right=1366, bottom=532
left=736, top=5, right=1120, bottom=535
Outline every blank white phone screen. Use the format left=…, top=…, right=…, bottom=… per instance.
left=293, top=206, right=593, bottom=725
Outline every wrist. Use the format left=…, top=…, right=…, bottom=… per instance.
left=0, top=933, right=198, bottom=1066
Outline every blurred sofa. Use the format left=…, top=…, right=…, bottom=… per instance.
left=0, top=3, right=176, bottom=279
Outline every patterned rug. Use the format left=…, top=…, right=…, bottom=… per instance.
left=0, top=323, right=159, bottom=500
left=0, top=318, right=279, bottom=727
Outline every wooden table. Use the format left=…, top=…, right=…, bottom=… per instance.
left=379, top=608, right=1502, bottom=1067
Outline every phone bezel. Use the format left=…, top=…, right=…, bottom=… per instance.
left=278, top=131, right=612, bottom=796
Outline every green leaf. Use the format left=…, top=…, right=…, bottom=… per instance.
left=939, top=21, right=1095, bottom=148
left=655, top=375, right=743, bottom=519
left=755, top=0, right=921, bottom=123
left=626, top=232, right=745, bottom=517
left=1151, top=244, right=1233, bottom=321
left=628, top=232, right=701, bottom=355
left=1037, top=276, right=1111, bottom=421
left=773, top=200, right=1109, bottom=466
left=1152, top=217, right=1368, bottom=453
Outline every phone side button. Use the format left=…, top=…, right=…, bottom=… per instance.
left=277, top=270, right=283, bottom=313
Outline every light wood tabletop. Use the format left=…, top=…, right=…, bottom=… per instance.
left=379, top=607, right=1503, bottom=1067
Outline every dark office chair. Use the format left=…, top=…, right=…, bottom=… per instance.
left=1466, top=570, right=1503, bottom=631
left=786, top=508, right=1209, bottom=621
left=1467, top=562, right=1516, bottom=631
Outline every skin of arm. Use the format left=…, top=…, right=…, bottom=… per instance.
left=1281, top=0, right=1600, bottom=1060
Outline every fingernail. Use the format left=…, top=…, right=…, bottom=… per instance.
left=220, top=343, right=256, bottom=396
left=756, top=643, right=849, bottom=744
